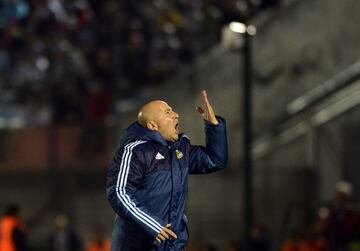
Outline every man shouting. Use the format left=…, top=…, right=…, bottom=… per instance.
left=106, top=90, right=228, bottom=250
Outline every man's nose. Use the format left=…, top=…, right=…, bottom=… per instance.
left=173, top=111, right=179, bottom=119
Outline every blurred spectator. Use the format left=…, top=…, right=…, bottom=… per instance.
left=84, top=226, right=111, bottom=251
left=48, top=214, right=82, bottom=251
left=281, top=230, right=327, bottom=251
left=281, top=180, right=360, bottom=251
left=326, top=181, right=360, bottom=251
left=0, top=203, right=28, bottom=251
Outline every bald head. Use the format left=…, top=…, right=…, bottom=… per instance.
left=137, top=100, right=180, bottom=142
left=137, top=100, right=166, bottom=128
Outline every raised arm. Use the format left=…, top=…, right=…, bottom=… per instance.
left=189, top=91, right=228, bottom=174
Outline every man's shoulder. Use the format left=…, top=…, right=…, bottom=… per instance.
left=120, top=140, right=146, bottom=149
left=121, top=140, right=160, bottom=154
left=178, top=134, right=192, bottom=148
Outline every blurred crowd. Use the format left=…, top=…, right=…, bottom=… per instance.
left=0, top=0, right=279, bottom=127
left=281, top=181, right=360, bottom=251
left=1, top=181, right=359, bottom=251
left=0, top=205, right=111, bottom=251
left=0, top=202, right=262, bottom=251
left=0, top=202, right=270, bottom=251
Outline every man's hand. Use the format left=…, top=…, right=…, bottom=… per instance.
left=155, top=223, right=177, bottom=244
left=196, top=90, right=219, bottom=125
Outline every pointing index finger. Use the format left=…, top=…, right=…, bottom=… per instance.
left=201, top=90, right=212, bottom=109
left=201, top=90, right=208, bottom=103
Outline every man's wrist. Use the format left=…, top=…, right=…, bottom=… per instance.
left=207, top=116, right=219, bottom=125
left=205, top=115, right=225, bottom=126
left=209, top=119, right=219, bottom=125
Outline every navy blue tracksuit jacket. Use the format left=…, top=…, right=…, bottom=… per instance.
left=106, top=117, right=228, bottom=251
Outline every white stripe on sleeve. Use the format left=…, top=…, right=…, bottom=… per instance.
left=116, top=140, right=163, bottom=233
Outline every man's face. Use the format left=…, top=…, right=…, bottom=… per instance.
left=152, top=102, right=180, bottom=142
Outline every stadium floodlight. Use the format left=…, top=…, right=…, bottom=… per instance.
left=229, top=22, right=247, bottom=34
left=229, top=22, right=257, bottom=35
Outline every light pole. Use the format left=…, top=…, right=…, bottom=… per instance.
left=229, top=21, right=257, bottom=251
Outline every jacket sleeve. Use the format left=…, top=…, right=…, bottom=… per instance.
left=189, top=116, right=228, bottom=174
left=106, top=140, right=165, bottom=239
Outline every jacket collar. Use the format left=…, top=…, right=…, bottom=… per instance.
left=120, top=122, right=185, bottom=147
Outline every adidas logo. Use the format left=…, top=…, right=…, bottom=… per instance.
left=155, top=152, right=165, bottom=160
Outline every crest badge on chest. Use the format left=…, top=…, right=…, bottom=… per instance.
left=175, top=150, right=183, bottom=159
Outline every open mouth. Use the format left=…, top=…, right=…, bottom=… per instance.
left=175, top=123, right=179, bottom=133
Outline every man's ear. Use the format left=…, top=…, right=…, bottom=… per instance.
left=147, top=121, right=158, bottom=131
